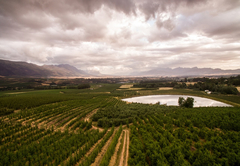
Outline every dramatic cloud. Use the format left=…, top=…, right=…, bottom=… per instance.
left=0, top=0, right=240, bottom=75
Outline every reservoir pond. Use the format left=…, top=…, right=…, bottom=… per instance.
left=122, top=95, right=232, bottom=107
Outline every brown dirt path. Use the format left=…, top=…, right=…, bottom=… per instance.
left=125, top=130, right=129, bottom=166
left=17, top=105, right=67, bottom=124
left=119, top=130, right=126, bottom=166
left=119, top=130, right=130, bottom=166
left=65, top=107, right=96, bottom=131
left=90, top=129, right=117, bottom=166
left=75, top=130, right=109, bottom=166
left=84, top=108, right=98, bottom=122
left=54, top=107, right=85, bottom=127
left=85, top=108, right=105, bottom=132
left=59, top=116, right=79, bottom=131
left=109, top=131, right=124, bottom=166
left=92, top=125, right=104, bottom=132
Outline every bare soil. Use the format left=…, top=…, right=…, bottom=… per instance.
left=119, top=130, right=126, bottom=166
left=92, top=125, right=104, bottom=132
left=46, top=112, right=67, bottom=126
left=119, top=85, right=133, bottom=89
left=84, top=108, right=104, bottom=132
left=186, top=82, right=197, bottom=85
left=190, top=146, right=196, bottom=152
left=75, top=130, right=110, bottom=166
left=117, top=88, right=142, bottom=91
left=158, top=87, right=173, bottom=90
left=62, top=130, right=109, bottom=166
left=90, top=129, right=117, bottom=166
left=6, top=92, right=26, bottom=94
left=109, top=131, right=124, bottom=166
left=14, top=110, right=21, bottom=113
left=54, top=107, right=83, bottom=127
left=119, top=130, right=130, bottom=166
left=84, top=109, right=98, bottom=122
left=60, top=116, right=79, bottom=131
left=125, top=130, right=129, bottom=166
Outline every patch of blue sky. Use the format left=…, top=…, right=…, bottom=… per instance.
left=147, top=18, right=156, bottom=26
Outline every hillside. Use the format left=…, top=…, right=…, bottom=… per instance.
left=42, top=64, right=88, bottom=77
left=0, top=59, right=90, bottom=77
left=0, top=60, right=50, bottom=77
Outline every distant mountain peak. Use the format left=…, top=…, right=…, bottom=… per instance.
left=56, top=64, right=86, bottom=73
left=131, top=67, right=240, bottom=77
left=0, top=59, right=95, bottom=77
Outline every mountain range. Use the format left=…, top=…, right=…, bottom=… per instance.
left=130, top=67, right=240, bottom=77
left=0, top=59, right=93, bottom=77
left=1, top=59, right=240, bottom=77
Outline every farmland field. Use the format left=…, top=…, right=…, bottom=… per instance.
left=237, top=87, right=240, bottom=92
left=158, top=87, right=173, bottom=90
left=0, top=84, right=240, bottom=165
left=119, top=84, right=133, bottom=89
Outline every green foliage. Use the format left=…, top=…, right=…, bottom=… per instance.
left=81, top=127, right=115, bottom=166
left=0, top=93, right=81, bottom=110
left=178, top=97, right=194, bottom=108
left=133, top=81, right=179, bottom=89
left=188, top=82, right=239, bottom=95
left=133, top=76, right=240, bottom=95
left=129, top=106, right=240, bottom=166
left=92, top=84, right=121, bottom=93
left=178, top=97, right=185, bottom=106
left=93, top=104, right=171, bottom=127
left=230, top=75, right=240, bottom=86
left=210, top=94, right=240, bottom=106
left=77, top=83, right=91, bottom=89
left=0, top=122, right=106, bottom=166
left=100, top=125, right=122, bottom=166
left=0, top=83, right=239, bottom=166
left=0, top=107, right=14, bottom=116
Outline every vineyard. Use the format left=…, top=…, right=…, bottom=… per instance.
left=128, top=106, right=240, bottom=166
left=0, top=84, right=240, bottom=165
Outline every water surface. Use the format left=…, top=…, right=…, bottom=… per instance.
left=122, top=95, right=232, bottom=107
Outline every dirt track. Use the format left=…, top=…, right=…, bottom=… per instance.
left=125, top=130, right=129, bottom=166
left=119, top=130, right=129, bottom=166
left=109, top=131, right=124, bottom=166
left=158, top=87, right=173, bottom=90
left=119, top=85, right=133, bottom=89
left=84, top=109, right=98, bottom=122
left=91, top=129, right=117, bottom=166
left=92, top=125, right=104, bottom=132
left=75, top=130, right=109, bottom=166
left=237, top=87, right=240, bottom=91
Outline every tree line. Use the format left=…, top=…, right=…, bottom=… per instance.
left=133, top=79, right=239, bottom=95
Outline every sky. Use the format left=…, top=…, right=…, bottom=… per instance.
left=0, top=0, right=240, bottom=75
